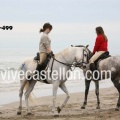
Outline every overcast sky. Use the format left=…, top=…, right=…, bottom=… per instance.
left=0, top=0, right=120, bottom=55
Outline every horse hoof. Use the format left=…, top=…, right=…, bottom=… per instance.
left=53, top=114, right=59, bottom=117
left=53, top=110, right=59, bottom=117
left=17, top=112, right=21, bottom=115
left=57, top=106, right=61, bottom=113
left=96, top=106, right=100, bottom=109
left=115, top=108, right=120, bottom=111
left=81, top=106, right=85, bottom=109
left=27, top=112, right=33, bottom=115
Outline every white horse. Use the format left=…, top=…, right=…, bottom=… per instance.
left=17, top=46, right=89, bottom=116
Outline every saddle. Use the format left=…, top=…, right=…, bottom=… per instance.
left=34, top=52, right=51, bottom=68
left=34, top=52, right=40, bottom=61
left=94, top=51, right=111, bottom=69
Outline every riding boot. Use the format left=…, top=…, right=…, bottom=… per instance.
left=34, top=64, right=42, bottom=80
left=35, top=64, right=45, bottom=80
left=90, top=63, right=99, bottom=80
left=90, top=63, right=96, bottom=72
left=27, top=64, right=43, bottom=80
left=36, top=64, right=42, bottom=72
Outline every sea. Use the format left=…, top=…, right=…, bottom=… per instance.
left=0, top=48, right=113, bottom=106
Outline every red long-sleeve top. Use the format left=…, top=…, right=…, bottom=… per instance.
left=93, top=35, right=108, bottom=55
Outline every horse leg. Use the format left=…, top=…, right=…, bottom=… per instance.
left=17, top=80, right=27, bottom=115
left=81, top=80, right=91, bottom=109
left=24, top=80, right=37, bottom=115
left=52, top=81, right=60, bottom=117
left=57, top=83, right=70, bottom=113
left=95, top=81, right=100, bottom=109
left=113, top=81, right=120, bottom=111
left=116, top=92, right=120, bottom=111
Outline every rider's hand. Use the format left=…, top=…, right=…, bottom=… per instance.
left=49, top=51, right=54, bottom=57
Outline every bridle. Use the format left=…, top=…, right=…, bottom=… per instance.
left=82, top=48, right=89, bottom=64
left=73, top=45, right=91, bottom=69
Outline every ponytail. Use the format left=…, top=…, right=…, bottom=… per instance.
left=39, top=29, right=44, bottom=33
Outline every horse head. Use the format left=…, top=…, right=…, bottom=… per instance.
left=71, top=45, right=92, bottom=69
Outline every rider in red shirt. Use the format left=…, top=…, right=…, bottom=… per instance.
left=92, top=34, right=108, bottom=55
left=89, top=26, right=108, bottom=80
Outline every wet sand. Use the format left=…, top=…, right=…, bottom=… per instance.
left=0, top=86, right=120, bottom=120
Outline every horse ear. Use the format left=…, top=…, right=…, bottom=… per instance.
left=86, top=45, right=89, bottom=48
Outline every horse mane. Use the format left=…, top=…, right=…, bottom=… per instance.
left=71, top=45, right=85, bottom=47
left=55, top=45, right=92, bottom=60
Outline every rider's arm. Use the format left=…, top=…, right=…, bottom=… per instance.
left=43, top=36, right=52, bottom=53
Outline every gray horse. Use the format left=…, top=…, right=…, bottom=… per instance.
left=80, top=47, right=120, bottom=111
left=17, top=46, right=89, bottom=116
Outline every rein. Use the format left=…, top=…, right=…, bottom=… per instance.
left=53, top=57, right=73, bottom=67
left=51, top=45, right=91, bottom=70
left=52, top=57, right=78, bottom=71
left=51, top=52, right=87, bottom=71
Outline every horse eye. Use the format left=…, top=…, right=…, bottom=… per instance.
left=84, top=54, right=87, bottom=57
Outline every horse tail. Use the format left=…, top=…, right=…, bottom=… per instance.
left=19, top=62, right=38, bottom=104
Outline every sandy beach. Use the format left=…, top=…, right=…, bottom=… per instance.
left=0, top=0, right=120, bottom=119
left=0, top=86, right=120, bottom=120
